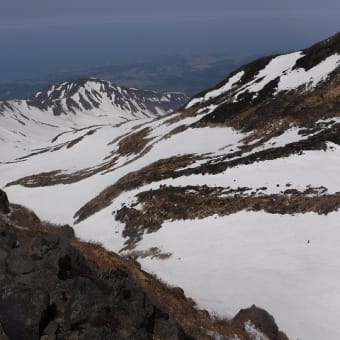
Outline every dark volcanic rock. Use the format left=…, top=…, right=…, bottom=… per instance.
left=7, top=254, right=34, bottom=275
left=0, top=283, right=50, bottom=340
left=0, top=204, right=197, bottom=339
left=0, top=226, right=17, bottom=250
left=31, top=234, right=60, bottom=259
left=0, top=323, right=9, bottom=340
left=79, top=326, right=125, bottom=340
left=0, top=191, right=10, bottom=215
left=233, top=305, right=289, bottom=340
left=153, top=316, right=195, bottom=340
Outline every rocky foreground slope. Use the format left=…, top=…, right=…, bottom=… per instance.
left=0, top=190, right=287, bottom=340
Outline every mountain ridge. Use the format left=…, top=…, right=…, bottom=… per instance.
left=28, top=78, right=188, bottom=117
left=0, top=77, right=188, bottom=119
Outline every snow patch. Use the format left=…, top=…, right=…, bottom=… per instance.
left=277, top=53, right=340, bottom=91
left=186, top=71, right=245, bottom=108
left=244, top=321, right=269, bottom=340
left=234, top=51, right=303, bottom=100
left=136, top=212, right=340, bottom=340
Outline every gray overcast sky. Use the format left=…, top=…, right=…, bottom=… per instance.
left=1, top=0, right=340, bottom=22
left=0, top=1, right=339, bottom=82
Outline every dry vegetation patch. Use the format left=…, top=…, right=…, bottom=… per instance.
left=117, top=127, right=151, bottom=156
left=75, top=120, right=340, bottom=224
left=6, top=154, right=119, bottom=187
left=74, top=154, right=198, bottom=223
left=115, top=185, right=340, bottom=249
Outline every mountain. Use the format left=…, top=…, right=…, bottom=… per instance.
left=0, top=78, right=188, bottom=119
left=0, top=32, right=340, bottom=340
left=28, top=78, right=188, bottom=117
left=0, top=78, right=188, bottom=161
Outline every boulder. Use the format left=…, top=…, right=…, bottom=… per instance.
left=232, top=304, right=289, bottom=340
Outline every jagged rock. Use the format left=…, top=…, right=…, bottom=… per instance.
left=58, top=224, right=75, bottom=239
left=232, top=305, right=289, bottom=340
left=0, top=191, right=9, bottom=215
left=0, top=283, right=50, bottom=340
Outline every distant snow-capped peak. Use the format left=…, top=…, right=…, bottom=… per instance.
left=28, top=78, right=188, bottom=117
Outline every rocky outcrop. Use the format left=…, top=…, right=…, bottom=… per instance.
left=0, top=206, right=193, bottom=340
left=232, top=305, right=288, bottom=340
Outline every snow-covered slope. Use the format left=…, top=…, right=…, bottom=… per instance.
left=1, top=32, right=340, bottom=340
left=0, top=79, right=188, bottom=161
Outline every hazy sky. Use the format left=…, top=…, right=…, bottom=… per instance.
left=0, top=1, right=339, bottom=82
left=1, top=0, right=340, bottom=19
